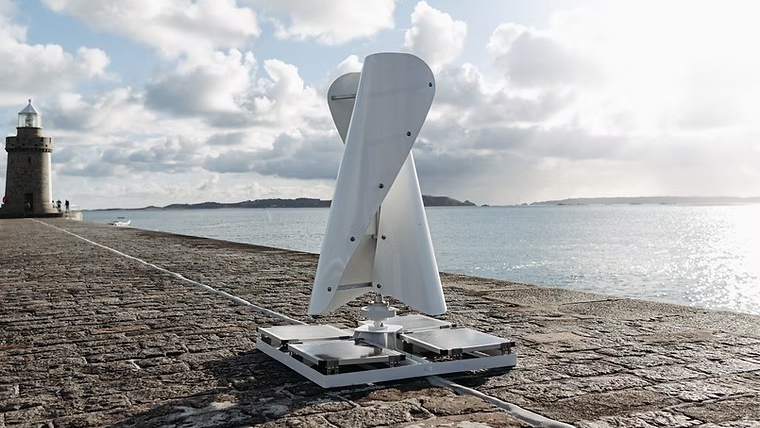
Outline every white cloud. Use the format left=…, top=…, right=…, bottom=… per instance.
left=203, top=149, right=256, bottom=173
left=146, top=49, right=256, bottom=115
left=486, top=22, right=525, bottom=57
left=206, top=132, right=250, bottom=146
left=241, top=59, right=324, bottom=127
left=44, top=52, right=331, bottom=204
left=0, top=0, right=15, bottom=15
left=403, top=1, right=466, bottom=70
left=250, top=129, right=342, bottom=179
left=197, top=173, right=220, bottom=191
left=4, top=0, right=759, bottom=208
left=46, top=88, right=154, bottom=132
left=486, top=1, right=760, bottom=137
left=81, top=134, right=204, bottom=176
left=0, top=16, right=109, bottom=101
left=56, top=168, right=335, bottom=209
left=327, top=55, right=363, bottom=84
left=488, top=23, right=598, bottom=88
left=261, top=0, right=395, bottom=45
left=408, top=0, right=760, bottom=203
left=41, top=0, right=260, bottom=58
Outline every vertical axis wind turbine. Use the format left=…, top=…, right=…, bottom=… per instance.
left=257, top=53, right=516, bottom=388
left=309, top=53, right=445, bottom=320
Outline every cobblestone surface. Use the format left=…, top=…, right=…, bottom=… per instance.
left=1, top=218, right=759, bottom=427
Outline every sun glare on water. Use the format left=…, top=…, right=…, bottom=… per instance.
left=681, top=205, right=760, bottom=313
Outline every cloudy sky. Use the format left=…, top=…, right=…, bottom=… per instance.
left=1, top=0, right=758, bottom=209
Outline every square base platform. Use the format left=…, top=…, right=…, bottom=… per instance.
left=257, top=315, right=516, bottom=388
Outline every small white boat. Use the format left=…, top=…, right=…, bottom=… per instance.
left=108, top=217, right=131, bottom=227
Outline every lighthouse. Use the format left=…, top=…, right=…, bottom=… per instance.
left=0, top=100, right=58, bottom=218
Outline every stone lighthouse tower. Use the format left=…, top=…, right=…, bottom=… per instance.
left=0, top=100, right=58, bottom=218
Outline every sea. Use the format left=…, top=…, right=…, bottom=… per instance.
left=83, top=204, right=760, bottom=315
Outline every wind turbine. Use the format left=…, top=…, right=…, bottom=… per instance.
left=257, top=53, right=516, bottom=388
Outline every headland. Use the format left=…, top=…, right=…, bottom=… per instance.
left=91, top=195, right=476, bottom=211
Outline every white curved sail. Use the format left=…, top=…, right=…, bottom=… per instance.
left=373, top=154, right=446, bottom=314
left=309, top=52, right=446, bottom=315
left=327, top=72, right=360, bottom=143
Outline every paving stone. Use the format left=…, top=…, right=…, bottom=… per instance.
left=696, top=422, right=760, bottom=428
left=537, top=388, right=680, bottom=422
left=550, top=360, right=625, bottom=377
left=322, top=402, right=421, bottom=427
left=677, top=394, right=760, bottom=423
left=645, top=376, right=752, bottom=402
left=397, top=411, right=531, bottom=427
left=605, top=353, right=683, bottom=370
left=288, top=400, right=357, bottom=417
left=576, top=410, right=702, bottom=428
left=625, top=410, right=702, bottom=427
left=418, top=395, right=496, bottom=416
left=687, top=359, right=760, bottom=376
left=259, top=415, right=336, bottom=428
left=2, top=218, right=760, bottom=427
left=453, top=366, right=570, bottom=390
left=632, top=365, right=705, bottom=383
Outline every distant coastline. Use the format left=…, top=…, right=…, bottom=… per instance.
left=91, top=195, right=477, bottom=211
left=528, top=196, right=760, bottom=206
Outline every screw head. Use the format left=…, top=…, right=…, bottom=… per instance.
left=378, top=183, right=384, bottom=189
left=381, top=235, right=386, bottom=240
left=376, top=284, right=382, bottom=288
left=350, top=236, right=355, bottom=242
left=429, top=82, right=433, bottom=87
left=327, top=287, right=332, bottom=292
left=406, top=131, right=412, bottom=136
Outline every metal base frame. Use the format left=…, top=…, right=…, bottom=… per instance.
left=257, top=315, right=516, bottom=388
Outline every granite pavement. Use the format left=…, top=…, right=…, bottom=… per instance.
left=1, top=218, right=759, bottom=427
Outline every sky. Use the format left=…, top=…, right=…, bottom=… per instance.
left=1, top=0, right=759, bottom=209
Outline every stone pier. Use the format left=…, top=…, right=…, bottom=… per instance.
left=1, top=218, right=759, bottom=427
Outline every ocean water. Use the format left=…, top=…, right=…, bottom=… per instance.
left=83, top=205, right=760, bottom=315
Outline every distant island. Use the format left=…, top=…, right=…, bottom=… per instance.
left=530, top=196, right=760, bottom=206
left=95, top=195, right=476, bottom=211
